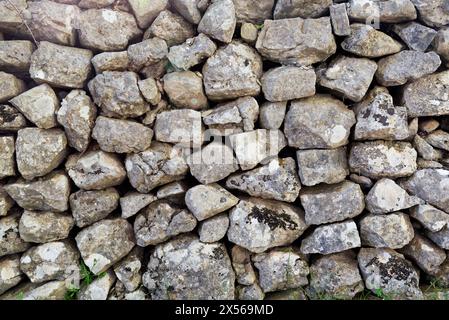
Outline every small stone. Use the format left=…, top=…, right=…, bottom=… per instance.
left=163, top=71, right=208, bottom=110
left=156, top=181, right=189, bottom=204
left=120, top=192, right=157, bottom=219
left=143, top=234, right=235, bottom=299
left=0, top=255, right=23, bottom=295
left=411, top=0, right=449, bottom=27
left=187, top=142, right=239, bottom=184
left=348, top=0, right=417, bottom=23
left=168, top=33, right=217, bottom=71
left=376, top=51, right=441, bottom=87
left=0, top=213, right=31, bottom=257
left=19, top=210, right=74, bottom=243
left=226, top=158, right=301, bottom=203
left=300, top=220, right=361, bottom=255
left=170, top=0, right=202, bottom=24
left=261, top=66, right=316, bottom=102
left=241, top=23, right=258, bottom=45
left=274, top=0, right=332, bottom=19
left=393, top=22, right=437, bottom=51
left=425, top=130, right=449, bottom=151
left=426, top=227, right=449, bottom=250
left=0, top=40, right=34, bottom=73
left=357, top=247, right=423, bottom=300
left=0, top=72, right=25, bottom=103
left=409, top=204, right=449, bottom=232
left=66, top=150, right=126, bottom=190
left=20, top=241, right=79, bottom=283
left=203, top=41, right=262, bottom=101
left=317, top=56, right=377, bottom=102
left=4, top=172, right=70, bottom=212
left=0, top=105, right=27, bottom=132
left=0, top=188, right=13, bottom=217
left=0, top=136, right=14, bottom=179
left=349, top=174, right=374, bottom=190
left=138, top=78, right=161, bottom=105
left=434, top=27, right=449, bottom=64
left=0, top=0, right=28, bottom=35
left=75, top=218, right=135, bottom=275
left=231, top=245, right=257, bottom=285
left=253, top=248, right=309, bottom=293
left=16, top=128, right=67, bottom=180
left=419, top=119, right=440, bottom=134
left=342, top=24, right=402, bottom=58
left=78, top=270, right=115, bottom=300
left=30, top=41, right=93, bottom=89
left=127, top=38, right=168, bottom=73
left=198, top=0, right=236, bottom=43
left=228, top=197, right=308, bottom=253
left=88, top=71, right=149, bottom=118
left=366, top=178, right=423, bottom=214
left=77, top=0, right=115, bottom=8
left=259, top=102, right=286, bottom=130
left=234, top=0, right=274, bottom=23
left=146, top=10, right=195, bottom=46
left=198, top=213, right=229, bottom=243
left=349, top=141, right=417, bottom=179
left=359, top=212, right=415, bottom=249
left=125, top=142, right=188, bottom=193
left=154, top=109, right=203, bottom=146
left=229, top=129, right=287, bottom=170
left=284, top=95, right=356, bottom=149
left=113, top=247, right=143, bottom=292
left=9, top=84, right=59, bottom=129
left=413, top=135, right=443, bottom=161
left=22, top=281, right=67, bottom=300
left=309, top=252, right=364, bottom=300
left=127, top=0, right=168, bottom=29
left=91, top=51, right=129, bottom=74
left=76, top=9, right=141, bottom=51
left=417, top=159, right=443, bottom=169
left=300, top=181, right=365, bottom=225
left=256, top=17, right=336, bottom=66
left=296, top=148, right=349, bottom=187
left=330, top=3, right=351, bottom=36
left=69, top=188, right=119, bottom=228
left=236, top=284, right=265, bottom=300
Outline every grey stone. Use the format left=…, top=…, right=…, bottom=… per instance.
left=393, top=22, right=437, bottom=51
left=171, top=0, right=202, bottom=24
left=409, top=204, right=449, bottom=232
left=234, top=0, right=275, bottom=24
left=349, top=174, right=374, bottom=190
left=434, top=27, right=449, bottom=64
left=0, top=213, right=31, bottom=257
left=419, top=119, right=440, bottom=134
left=0, top=105, right=27, bottom=132
left=127, top=38, right=168, bottom=73
left=348, top=0, right=417, bottom=23
left=154, top=109, right=203, bottom=146
left=22, top=281, right=67, bottom=300
left=0, top=72, right=25, bottom=103
left=0, top=188, right=13, bottom=217
left=411, top=0, right=449, bottom=27
left=156, top=181, right=189, bottom=204
left=259, top=102, right=286, bottom=130
left=113, top=247, right=143, bottom=292
left=330, top=3, right=351, bottom=36
left=77, top=0, right=115, bottom=8
left=413, top=135, right=443, bottom=161
left=198, top=0, right=236, bottom=43
left=426, top=227, right=449, bottom=250
left=0, top=136, right=14, bottom=179
left=400, top=234, right=446, bottom=274
left=19, top=210, right=74, bottom=243
left=274, top=0, right=331, bottom=19
left=138, top=78, right=161, bottom=105
left=91, top=51, right=129, bottom=74
left=231, top=245, right=257, bottom=285
left=240, top=23, right=258, bottom=45
left=0, top=40, right=34, bottom=73
left=0, top=0, right=28, bottom=35
left=163, top=71, right=208, bottom=110
left=425, top=130, right=449, bottom=151
left=0, top=255, right=23, bottom=295
left=128, top=0, right=168, bottom=29
left=78, top=269, right=115, bottom=300
left=146, top=10, right=195, bottom=46
left=236, top=283, right=265, bottom=300
left=120, top=192, right=157, bottom=219
left=198, top=213, right=229, bottom=243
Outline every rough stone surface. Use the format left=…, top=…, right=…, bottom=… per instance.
left=234, top=0, right=274, bottom=23
left=0, top=105, right=27, bottom=132
left=120, top=192, right=157, bottom=219
left=0, top=188, right=13, bottom=217
left=0, top=213, right=31, bottom=257
left=0, top=136, right=14, bottom=179
left=400, top=234, right=446, bottom=274
left=348, top=0, right=417, bottom=23
left=163, top=71, right=208, bottom=110
left=128, top=0, right=169, bottom=29
left=330, top=3, right=351, bottom=36
left=154, top=109, right=203, bottom=146
left=231, top=245, right=257, bottom=285
left=0, top=255, right=23, bottom=295
left=91, top=51, right=129, bottom=74
left=127, top=38, right=168, bottom=73
left=393, top=22, right=437, bottom=52
left=409, top=204, right=449, bottom=232
left=0, top=72, right=25, bottom=103
left=0, top=40, right=34, bottom=73
left=146, top=10, right=195, bottom=47
left=19, top=210, right=74, bottom=243
left=78, top=270, right=115, bottom=300
left=113, top=247, right=143, bottom=292
left=198, top=213, right=229, bottom=243
left=198, top=0, right=236, bottom=43
left=259, top=102, right=286, bottom=130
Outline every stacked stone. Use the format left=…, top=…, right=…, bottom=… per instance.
left=1, top=0, right=449, bottom=301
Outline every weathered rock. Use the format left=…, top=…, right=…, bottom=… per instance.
left=359, top=212, right=414, bottom=249
left=411, top=0, right=449, bottom=27
left=231, top=245, right=257, bottom=285
left=19, top=281, right=67, bottom=300
left=300, top=220, right=361, bottom=255
left=393, top=22, right=437, bottom=52
left=317, top=56, right=378, bottom=102
left=300, top=181, right=365, bottom=225
left=425, top=130, right=449, bottom=152
left=143, top=234, right=235, bottom=299
left=126, top=142, right=188, bottom=193
left=0, top=0, right=28, bottom=35
left=348, top=0, right=417, bottom=23
left=236, top=283, right=265, bottom=300
left=134, top=200, right=196, bottom=246
left=185, top=183, right=238, bottom=221
left=4, top=172, right=70, bottom=212
left=417, top=159, right=443, bottom=169
left=284, top=95, right=356, bottom=149
left=203, top=41, right=262, bottom=101
left=0, top=255, right=23, bottom=295
left=171, top=0, right=202, bottom=24
left=240, top=23, right=258, bottom=45
left=154, top=109, right=203, bottom=146
left=234, top=0, right=274, bottom=23
left=0, top=105, right=27, bottom=132
left=414, top=135, right=443, bottom=161
left=168, top=33, right=216, bottom=71
left=330, top=3, right=351, bottom=36
left=30, top=41, right=93, bottom=89
left=127, top=38, right=168, bottom=72
left=91, top=51, right=129, bottom=74
left=76, top=9, right=141, bottom=51
left=16, top=128, right=67, bottom=180
left=198, top=213, right=229, bottom=243
left=357, top=247, right=423, bottom=300
left=265, top=288, right=307, bottom=300
left=376, top=51, right=441, bottom=87
left=146, top=10, right=195, bottom=46
left=0, top=213, right=31, bottom=257
left=253, top=248, right=309, bottom=293
left=20, top=241, right=79, bottom=283
left=10, top=84, right=59, bottom=129
left=120, top=192, right=157, bottom=219
left=296, top=148, right=349, bottom=187
left=77, top=0, right=115, bottom=8
left=261, top=66, right=316, bottom=102
left=400, top=234, right=446, bottom=274
left=259, top=102, right=286, bottom=130
left=88, top=71, right=149, bottom=118
left=0, top=40, right=34, bottom=73
left=138, top=78, right=161, bottom=105
left=309, top=252, right=364, bottom=300
left=113, top=247, right=142, bottom=292
left=70, top=188, right=119, bottom=228
left=0, top=72, right=25, bottom=103
left=0, top=136, right=14, bottom=179
left=75, top=218, right=135, bottom=275
left=228, top=197, right=307, bottom=253
left=0, top=188, right=13, bottom=217
left=349, top=141, right=417, bottom=179
left=255, top=17, right=336, bottom=66
left=409, top=204, right=449, bottom=232
left=163, top=71, right=208, bottom=110
left=127, top=0, right=169, bottom=29
left=419, top=119, right=440, bottom=134
left=156, top=181, right=189, bottom=204
left=19, top=210, right=74, bottom=243
left=434, top=27, right=449, bottom=64
left=426, top=227, right=449, bottom=250
left=66, top=150, right=126, bottom=190
left=274, top=0, right=331, bottom=19
left=188, top=142, right=239, bottom=184
left=366, top=178, right=423, bottom=214
left=78, top=270, right=115, bottom=300
left=198, top=0, right=236, bottom=43
left=226, top=158, right=301, bottom=203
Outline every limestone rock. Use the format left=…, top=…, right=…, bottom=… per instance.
left=393, top=22, right=437, bottom=52
left=156, top=181, right=189, bottom=204
left=198, top=213, right=229, bottom=243
left=0, top=72, right=25, bottom=103
left=78, top=270, right=115, bottom=300
left=426, top=227, right=449, bottom=250
left=163, top=71, right=208, bottom=110
left=274, top=0, right=331, bottom=19
left=0, top=0, right=28, bottom=36
left=231, top=245, right=257, bottom=285
left=348, top=0, right=417, bottom=23
left=0, top=213, right=31, bottom=257
left=236, top=283, right=265, bottom=300
left=127, top=38, right=168, bottom=72
left=91, top=51, right=129, bottom=74
left=198, top=0, right=236, bottom=43
left=0, top=40, right=34, bottom=73
left=77, top=0, right=115, bottom=8
left=138, top=78, right=161, bottom=105
left=0, top=105, right=27, bottom=132
left=411, top=0, right=449, bottom=27
left=127, top=0, right=169, bottom=29
left=170, top=0, right=202, bottom=24
left=19, top=281, right=67, bottom=300
left=0, top=255, right=23, bottom=295
left=240, top=23, right=258, bottom=45
left=19, top=210, right=74, bottom=243
left=0, top=188, right=13, bottom=217
left=234, top=0, right=274, bottom=24
left=330, top=3, right=351, bottom=36
left=146, top=10, right=195, bottom=46
left=120, top=192, right=157, bottom=219
left=113, top=247, right=143, bottom=292
left=0, top=136, right=14, bottom=179
left=425, top=130, right=449, bottom=151
left=414, top=135, right=443, bottom=161
left=259, top=102, right=286, bottom=130
left=154, top=109, right=203, bottom=146
left=409, top=204, right=449, bottom=232
left=400, top=234, right=446, bottom=274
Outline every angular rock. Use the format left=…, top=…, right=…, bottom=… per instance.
left=19, top=210, right=74, bottom=243
left=317, top=56, right=377, bottom=102
left=0, top=213, right=31, bottom=257
left=77, top=0, right=115, bottom=8
left=419, top=119, right=440, bottom=134
left=300, top=181, right=365, bottom=225
left=226, top=158, right=301, bottom=203
left=171, top=0, right=202, bottom=24
left=274, top=0, right=331, bottom=19
left=127, top=0, right=169, bottom=29
left=0, top=72, right=25, bottom=103
left=0, top=0, right=28, bottom=35
left=0, top=105, right=27, bottom=132
left=120, top=192, right=157, bottom=219
left=234, top=0, right=274, bottom=23
left=425, top=130, right=449, bottom=152
left=0, top=255, right=23, bottom=295
left=259, top=102, right=287, bottom=130
left=16, top=128, right=67, bottom=180
left=349, top=141, right=417, bottom=179
left=0, top=136, right=14, bottom=179
left=0, top=188, right=13, bottom=217
left=146, top=10, right=195, bottom=46
left=113, top=247, right=142, bottom=292
left=30, top=41, right=93, bottom=89
left=138, top=78, right=161, bottom=105
left=78, top=270, right=115, bottom=300
left=300, top=220, right=361, bottom=255
left=409, top=204, right=449, bottom=232
left=240, top=23, right=258, bottom=45
left=236, top=283, right=265, bottom=300
left=154, top=109, right=203, bottom=146
left=66, top=150, right=126, bottom=190
left=17, top=281, right=67, bottom=300
left=198, top=0, right=236, bottom=43
left=228, top=198, right=308, bottom=253
left=414, top=135, right=443, bottom=161
left=156, top=181, right=189, bottom=204
left=0, top=40, right=34, bottom=73
left=284, top=95, right=356, bottom=149
left=426, top=227, right=449, bottom=250
left=75, top=218, right=135, bottom=275
left=163, top=71, right=208, bottom=110
left=348, top=0, right=417, bottom=23
left=330, top=3, right=351, bottom=36
left=198, top=213, right=229, bottom=243
left=127, top=38, right=168, bottom=73
left=143, top=234, right=235, bottom=299
left=393, top=22, right=437, bottom=52
left=255, top=17, right=336, bottom=66
left=400, top=234, right=446, bottom=274
left=411, top=0, right=449, bottom=27
left=4, top=172, right=70, bottom=212
left=91, top=51, right=129, bottom=74
left=231, top=245, right=256, bottom=285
